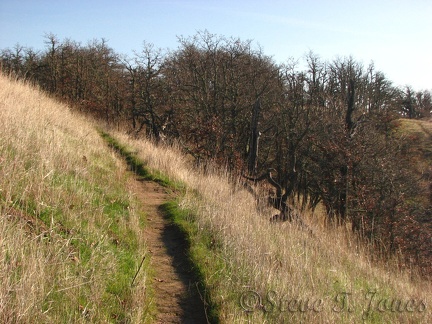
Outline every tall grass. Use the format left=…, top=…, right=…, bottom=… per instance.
left=112, top=131, right=431, bottom=323
left=0, top=75, right=151, bottom=323
left=2, top=73, right=429, bottom=323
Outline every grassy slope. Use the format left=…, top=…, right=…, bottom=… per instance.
left=0, top=76, right=151, bottom=323
left=110, top=131, right=432, bottom=323
left=1, top=75, right=431, bottom=323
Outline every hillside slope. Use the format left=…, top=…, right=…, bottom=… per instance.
left=108, top=130, right=432, bottom=323
left=0, top=76, right=150, bottom=322
left=1, top=75, right=431, bottom=323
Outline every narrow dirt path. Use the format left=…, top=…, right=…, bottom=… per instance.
left=128, top=176, right=209, bottom=324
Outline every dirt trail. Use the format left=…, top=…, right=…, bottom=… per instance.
left=128, top=176, right=209, bottom=324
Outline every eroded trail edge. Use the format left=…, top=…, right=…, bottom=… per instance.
left=128, top=177, right=208, bottom=323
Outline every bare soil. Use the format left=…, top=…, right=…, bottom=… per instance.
left=128, top=176, right=209, bottom=323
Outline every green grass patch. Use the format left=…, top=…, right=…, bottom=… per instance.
left=160, top=200, right=222, bottom=324
left=99, top=131, right=185, bottom=190
left=99, top=131, right=154, bottom=180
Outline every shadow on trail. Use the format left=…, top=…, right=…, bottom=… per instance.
left=158, top=203, right=217, bottom=324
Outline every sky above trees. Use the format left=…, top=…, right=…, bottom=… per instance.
left=0, top=0, right=431, bottom=90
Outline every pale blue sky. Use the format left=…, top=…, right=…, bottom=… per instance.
left=0, top=0, right=431, bottom=90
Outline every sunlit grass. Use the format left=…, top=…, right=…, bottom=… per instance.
left=0, top=75, right=151, bottom=323
left=111, top=131, right=432, bottom=323
left=1, top=73, right=430, bottom=323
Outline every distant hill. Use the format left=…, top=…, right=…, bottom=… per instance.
left=390, top=118, right=432, bottom=272
left=392, top=118, right=432, bottom=205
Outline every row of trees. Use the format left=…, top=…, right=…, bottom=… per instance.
left=1, top=32, right=431, bottom=274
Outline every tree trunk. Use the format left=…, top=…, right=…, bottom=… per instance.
left=247, top=99, right=261, bottom=175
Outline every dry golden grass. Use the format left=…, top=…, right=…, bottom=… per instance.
left=2, top=73, right=430, bottom=323
left=0, top=75, right=150, bottom=323
left=113, top=131, right=432, bottom=323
